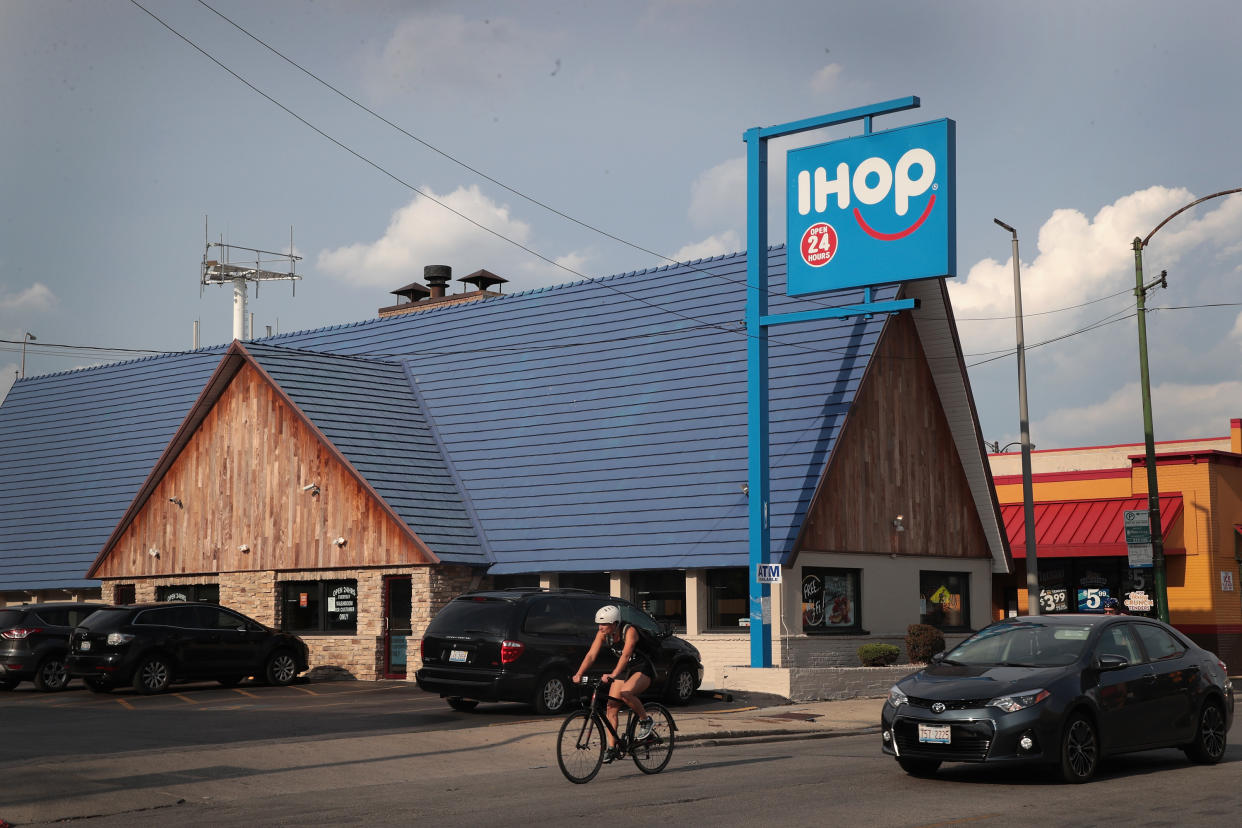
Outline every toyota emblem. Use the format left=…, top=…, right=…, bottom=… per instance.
left=931, top=702, right=946, bottom=714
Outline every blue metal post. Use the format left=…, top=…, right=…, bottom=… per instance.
left=745, top=127, right=772, bottom=668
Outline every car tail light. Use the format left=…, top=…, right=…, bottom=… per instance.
left=1, top=627, right=41, bottom=639
left=420, top=638, right=427, bottom=660
left=500, top=640, right=524, bottom=664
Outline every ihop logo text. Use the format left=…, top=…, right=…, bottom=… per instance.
left=785, top=118, right=955, bottom=295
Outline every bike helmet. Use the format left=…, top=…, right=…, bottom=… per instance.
left=595, top=605, right=620, bottom=625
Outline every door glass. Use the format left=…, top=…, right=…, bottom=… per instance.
left=385, top=577, right=412, bottom=676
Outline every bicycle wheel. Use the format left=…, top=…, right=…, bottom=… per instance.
left=631, top=703, right=675, bottom=774
left=557, top=710, right=605, bottom=784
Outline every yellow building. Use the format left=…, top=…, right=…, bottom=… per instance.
left=990, top=418, right=1242, bottom=668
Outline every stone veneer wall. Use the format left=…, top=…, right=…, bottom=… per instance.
left=405, top=565, right=481, bottom=678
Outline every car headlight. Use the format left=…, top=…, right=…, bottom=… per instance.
left=105, top=632, right=135, bottom=646
left=987, top=688, right=1050, bottom=713
left=887, top=684, right=909, bottom=708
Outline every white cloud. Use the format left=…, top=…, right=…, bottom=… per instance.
left=671, top=231, right=741, bottom=263
left=317, top=186, right=537, bottom=288
left=688, top=157, right=745, bottom=231
left=809, top=62, right=844, bottom=95
left=363, top=13, right=561, bottom=99
left=0, top=282, right=57, bottom=312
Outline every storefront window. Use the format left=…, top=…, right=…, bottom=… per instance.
left=281, top=580, right=357, bottom=633
left=157, top=584, right=219, bottom=603
left=801, top=567, right=861, bottom=633
left=919, top=571, right=970, bottom=631
left=558, top=572, right=610, bottom=593
left=631, top=570, right=686, bottom=631
left=491, top=573, right=540, bottom=590
left=706, top=568, right=748, bottom=630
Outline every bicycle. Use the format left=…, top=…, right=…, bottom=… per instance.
left=556, top=676, right=677, bottom=783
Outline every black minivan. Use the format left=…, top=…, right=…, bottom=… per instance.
left=416, top=588, right=703, bottom=715
left=66, top=602, right=310, bottom=694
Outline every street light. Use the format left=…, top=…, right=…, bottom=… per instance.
left=995, top=219, right=1040, bottom=616
left=20, top=332, right=36, bottom=379
left=1132, top=187, right=1242, bottom=623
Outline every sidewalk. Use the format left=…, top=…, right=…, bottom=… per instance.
left=670, top=692, right=883, bottom=745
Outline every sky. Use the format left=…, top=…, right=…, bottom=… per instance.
left=2, top=0, right=1241, bottom=453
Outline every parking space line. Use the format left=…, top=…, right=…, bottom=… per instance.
left=232, top=688, right=260, bottom=699
left=288, top=685, right=318, bottom=695
left=173, top=693, right=200, bottom=704
left=115, top=698, right=134, bottom=710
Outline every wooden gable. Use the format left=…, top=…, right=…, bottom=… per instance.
left=91, top=360, right=435, bottom=579
left=795, top=310, right=991, bottom=559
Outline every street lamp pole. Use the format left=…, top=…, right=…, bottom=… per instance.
left=1132, top=187, right=1241, bottom=624
left=20, top=332, right=36, bottom=379
left=995, top=219, right=1040, bottom=616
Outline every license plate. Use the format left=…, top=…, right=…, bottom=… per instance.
left=449, top=649, right=468, bottom=663
left=918, top=723, right=951, bottom=744
left=79, top=640, right=91, bottom=651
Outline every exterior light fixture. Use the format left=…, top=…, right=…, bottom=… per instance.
left=334, top=537, right=347, bottom=547
left=147, top=548, right=160, bottom=558
left=893, top=515, right=905, bottom=533
left=238, top=544, right=250, bottom=553
left=740, top=483, right=750, bottom=497
left=303, top=483, right=321, bottom=496
left=168, top=496, right=183, bottom=508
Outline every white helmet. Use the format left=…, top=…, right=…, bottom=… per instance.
left=594, top=605, right=620, bottom=625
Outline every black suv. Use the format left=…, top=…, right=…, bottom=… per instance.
left=415, top=588, right=703, bottom=715
left=65, top=602, right=310, bottom=694
left=1, top=602, right=109, bottom=691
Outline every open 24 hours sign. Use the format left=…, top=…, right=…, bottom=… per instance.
left=785, top=119, right=956, bottom=296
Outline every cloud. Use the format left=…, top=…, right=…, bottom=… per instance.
left=810, top=63, right=844, bottom=95
left=363, top=13, right=562, bottom=99
left=671, top=231, right=742, bottom=264
left=0, top=282, right=57, bottom=312
left=688, top=157, right=745, bottom=231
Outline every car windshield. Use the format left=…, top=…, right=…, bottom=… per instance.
left=944, top=621, right=1092, bottom=667
left=77, top=608, right=134, bottom=631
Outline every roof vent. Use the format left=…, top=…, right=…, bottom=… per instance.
left=424, top=264, right=452, bottom=299
left=459, top=269, right=508, bottom=294
left=390, top=282, right=431, bottom=304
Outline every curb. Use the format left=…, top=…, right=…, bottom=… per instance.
left=677, top=725, right=880, bottom=747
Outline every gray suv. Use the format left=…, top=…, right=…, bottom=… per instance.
left=416, top=588, right=703, bottom=715
left=0, top=602, right=109, bottom=691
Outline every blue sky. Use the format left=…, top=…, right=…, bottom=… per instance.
left=2, top=0, right=1240, bottom=451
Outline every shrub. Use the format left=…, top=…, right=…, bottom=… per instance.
left=857, top=643, right=900, bottom=667
left=906, top=623, right=946, bottom=663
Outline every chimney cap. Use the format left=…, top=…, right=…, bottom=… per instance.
left=458, top=269, right=508, bottom=292
left=390, top=282, right=431, bottom=303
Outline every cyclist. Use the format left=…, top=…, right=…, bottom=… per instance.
left=572, top=605, right=655, bottom=762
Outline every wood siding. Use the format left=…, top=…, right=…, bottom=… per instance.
left=796, top=311, right=991, bottom=559
left=94, top=364, right=434, bottom=579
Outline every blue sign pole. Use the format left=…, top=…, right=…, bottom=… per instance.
left=745, top=97, right=928, bottom=669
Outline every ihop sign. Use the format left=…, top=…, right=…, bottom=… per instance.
left=785, top=119, right=955, bottom=295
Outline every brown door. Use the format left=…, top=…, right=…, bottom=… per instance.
left=383, top=575, right=412, bottom=678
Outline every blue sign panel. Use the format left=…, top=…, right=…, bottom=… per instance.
left=785, top=119, right=955, bottom=296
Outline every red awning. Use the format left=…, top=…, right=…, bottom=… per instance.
left=1002, top=495, right=1184, bottom=559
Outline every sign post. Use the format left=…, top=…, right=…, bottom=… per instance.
left=746, top=97, right=952, bottom=668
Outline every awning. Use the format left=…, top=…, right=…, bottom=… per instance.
left=1002, top=495, right=1184, bottom=559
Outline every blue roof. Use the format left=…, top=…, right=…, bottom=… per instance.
left=0, top=247, right=917, bottom=588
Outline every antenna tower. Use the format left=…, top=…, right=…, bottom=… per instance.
left=201, top=220, right=302, bottom=342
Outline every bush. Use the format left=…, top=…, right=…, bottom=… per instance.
left=906, top=624, right=946, bottom=663
left=857, top=643, right=900, bottom=667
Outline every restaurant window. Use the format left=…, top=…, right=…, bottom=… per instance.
left=558, top=572, right=610, bottom=594
left=801, top=567, right=862, bottom=634
left=281, top=580, right=357, bottom=633
left=919, top=571, right=970, bottom=631
left=631, top=570, right=686, bottom=631
left=706, top=568, right=748, bottom=630
left=114, top=584, right=136, bottom=605
left=157, top=584, right=219, bottom=603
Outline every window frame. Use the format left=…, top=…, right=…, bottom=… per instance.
left=705, top=567, right=749, bottom=632
left=630, top=570, right=686, bottom=633
left=919, top=570, right=972, bottom=632
left=280, top=579, right=359, bottom=634
left=800, top=566, right=864, bottom=635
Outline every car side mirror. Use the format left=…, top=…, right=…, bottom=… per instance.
left=1097, top=654, right=1129, bottom=670
left=930, top=651, right=946, bottom=664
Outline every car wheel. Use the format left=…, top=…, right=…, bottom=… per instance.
left=664, top=663, right=698, bottom=706
left=85, top=677, right=113, bottom=694
left=0, top=677, right=19, bottom=691
left=1057, top=712, right=1099, bottom=783
left=33, top=655, right=70, bottom=692
left=533, top=672, right=570, bottom=715
left=264, top=650, right=298, bottom=686
left=897, top=757, right=941, bottom=777
left=447, top=697, right=479, bottom=712
left=133, top=655, right=173, bottom=694
left=1183, top=699, right=1227, bottom=764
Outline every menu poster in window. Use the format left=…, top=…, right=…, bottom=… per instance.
left=328, top=585, right=357, bottom=621
left=801, top=569, right=854, bottom=630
